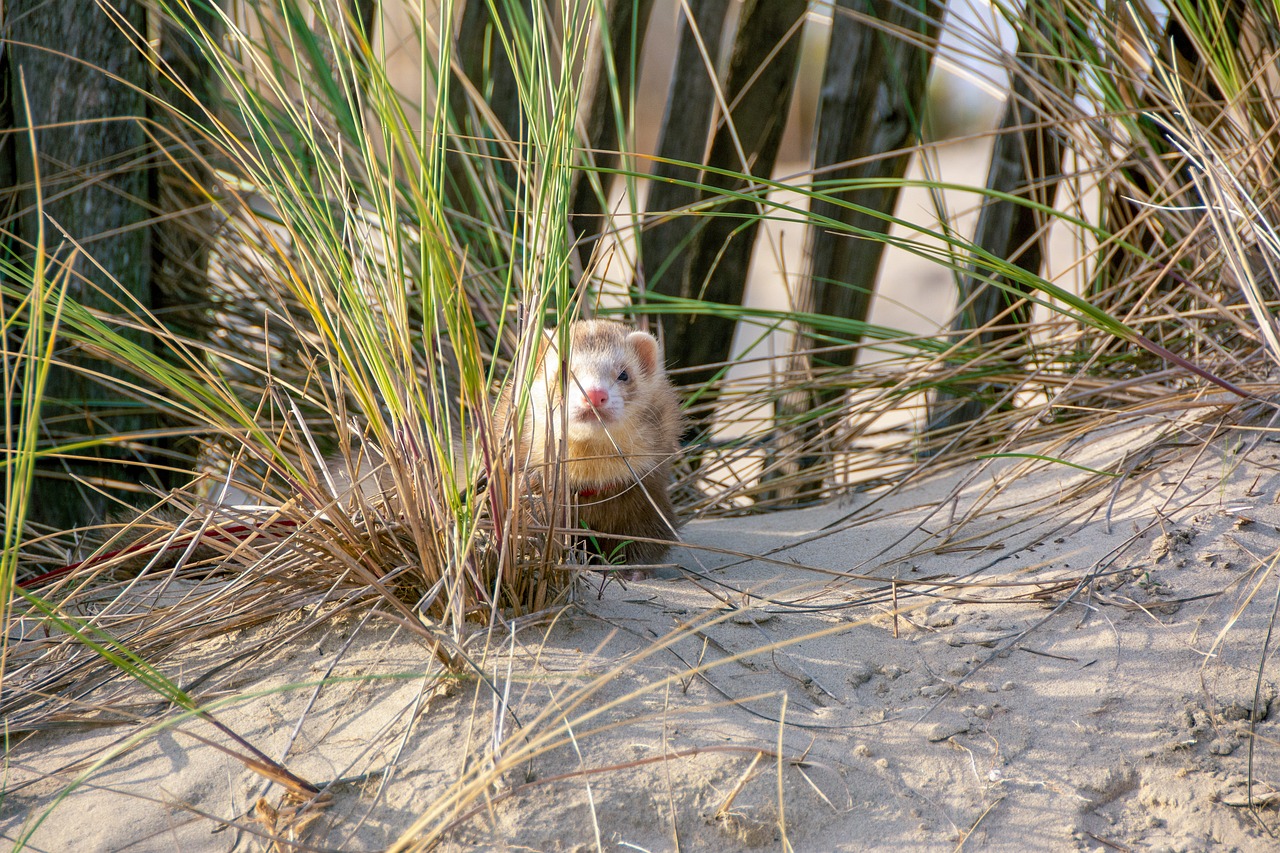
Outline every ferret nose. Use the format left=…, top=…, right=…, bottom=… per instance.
left=585, top=387, right=610, bottom=409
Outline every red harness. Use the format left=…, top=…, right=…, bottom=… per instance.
left=575, top=481, right=629, bottom=500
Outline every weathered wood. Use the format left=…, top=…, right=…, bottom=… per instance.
left=315, top=0, right=381, bottom=79
left=448, top=0, right=533, bottom=221
left=0, top=29, right=13, bottom=231
left=1091, top=6, right=1236, bottom=306
left=802, top=0, right=944, bottom=347
left=637, top=0, right=731, bottom=294
left=649, top=0, right=807, bottom=390
left=569, top=0, right=656, bottom=266
left=927, top=7, right=1068, bottom=433
left=5, top=1, right=155, bottom=529
left=767, top=0, right=943, bottom=498
left=930, top=2, right=1236, bottom=436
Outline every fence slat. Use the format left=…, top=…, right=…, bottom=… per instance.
left=649, top=0, right=807, bottom=393
left=7, top=0, right=157, bottom=528
left=766, top=0, right=943, bottom=500
left=927, top=7, right=1067, bottom=435
left=448, top=0, right=531, bottom=224
left=637, top=0, right=731, bottom=302
left=571, top=0, right=657, bottom=269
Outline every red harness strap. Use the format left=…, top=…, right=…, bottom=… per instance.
left=575, top=482, right=630, bottom=500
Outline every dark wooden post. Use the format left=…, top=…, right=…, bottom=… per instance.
left=1089, top=5, right=1237, bottom=311
left=648, top=0, right=807, bottom=393
left=766, top=0, right=944, bottom=499
left=926, top=5, right=1069, bottom=434
left=570, top=0, right=656, bottom=269
left=447, top=0, right=533, bottom=237
left=636, top=0, right=731, bottom=298
left=353, top=0, right=379, bottom=38
left=802, top=0, right=945, bottom=346
left=4, top=1, right=156, bottom=530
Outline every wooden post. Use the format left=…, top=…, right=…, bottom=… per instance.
left=1089, top=6, right=1236, bottom=309
left=648, top=0, right=807, bottom=393
left=767, top=0, right=944, bottom=499
left=570, top=0, right=656, bottom=269
left=927, top=5, right=1069, bottom=434
left=448, top=0, right=532, bottom=231
left=5, top=1, right=156, bottom=530
left=637, top=0, right=731, bottom=299
left=803, top=0, right=945, bottom=347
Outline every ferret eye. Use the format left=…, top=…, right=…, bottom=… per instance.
left=617, top=369, right=630, bottom=382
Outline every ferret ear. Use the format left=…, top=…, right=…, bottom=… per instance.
left=627, top=331, right=661, bottom=375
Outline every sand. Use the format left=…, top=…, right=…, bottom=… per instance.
left=5, top=414, right=1280, bottom=852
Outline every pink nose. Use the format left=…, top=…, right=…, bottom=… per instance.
left=585, top=387, right=610, bottom=409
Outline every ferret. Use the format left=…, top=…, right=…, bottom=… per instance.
left=331, top=320, right=685, bottom=567
left=499, top=319, right=684, bottom=566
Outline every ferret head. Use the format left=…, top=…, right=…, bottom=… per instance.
left=556, top=320, right=662, bottom=438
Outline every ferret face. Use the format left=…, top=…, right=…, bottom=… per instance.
left=535, top=320, right=663, bottom=441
